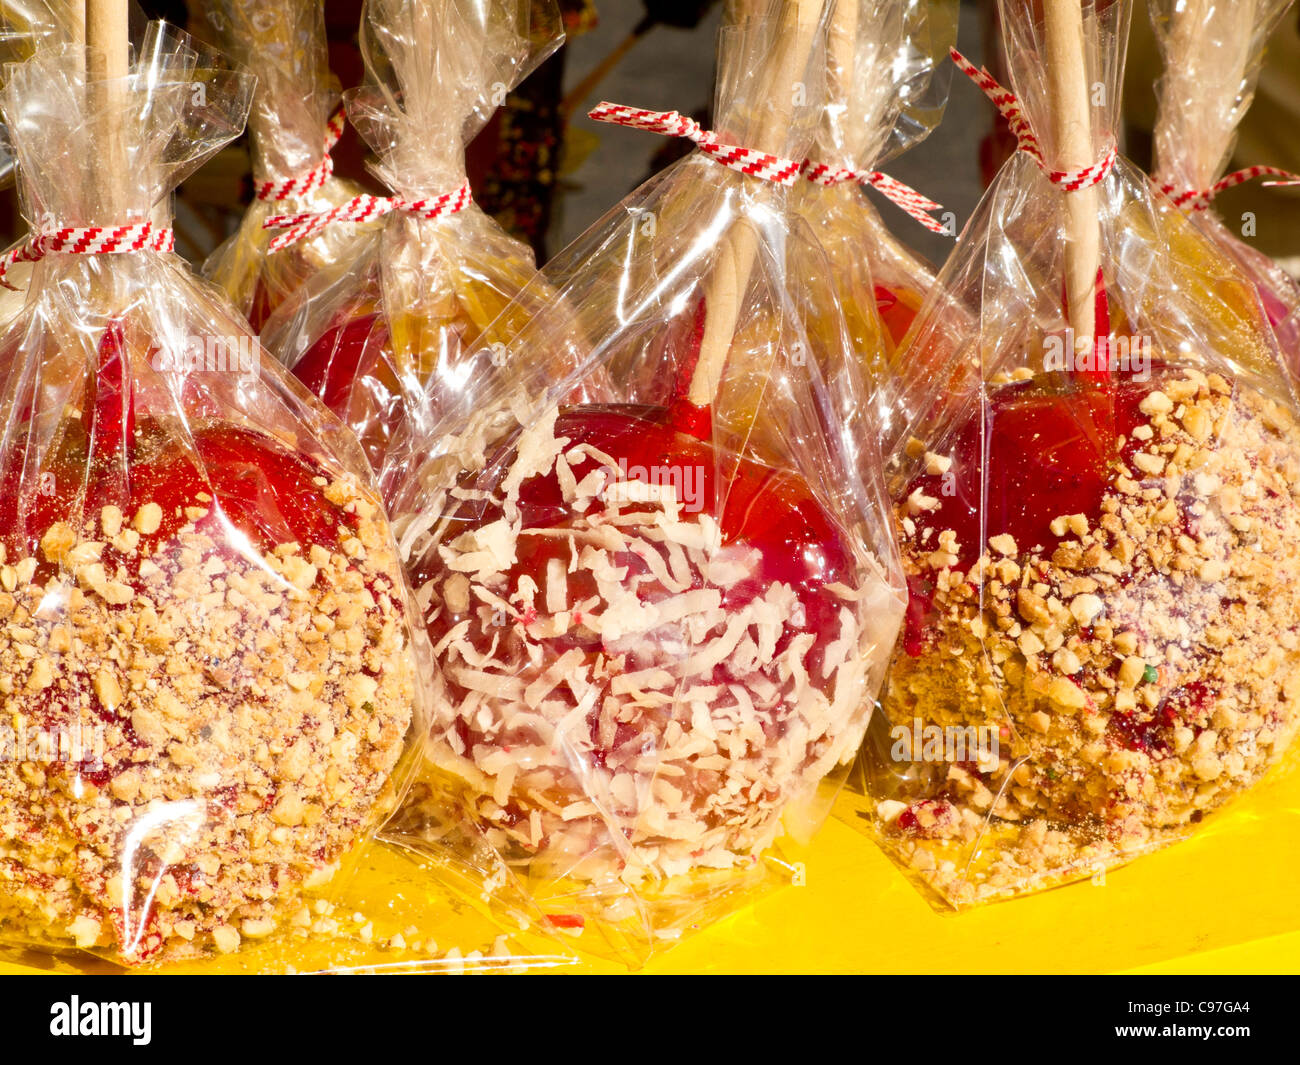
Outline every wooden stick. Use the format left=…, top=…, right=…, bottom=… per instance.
left=86, top=0, right=129, bottom=219
left=86, top=0, right=128, bottom=97
left=827, top=0, right=859, bottom=106
left=1045, top=0, right=1099, bottom=345
left=688, top=0, right=825, bottom=408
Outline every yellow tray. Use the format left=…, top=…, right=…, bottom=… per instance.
left=5, top=764, right=1297, bottom=975
left=629, top=790, right=1300, bottom=975
left=587, top=755, right=1300, bottom=973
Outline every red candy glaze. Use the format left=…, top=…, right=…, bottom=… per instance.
left=902, top=377, right=1163, bottom=569
left=291, top=311, right=402, bottom=469
left=0, top=324, right=355, bottom=580
left=524, top=404, right=852, bottom=628
left=900, top=374, right=1164, bottom=655
left=292, top=312, right=390, bottom=417
left=875, top=284, right=922, bottom=349
left=421, top=402, right=860, bottom=741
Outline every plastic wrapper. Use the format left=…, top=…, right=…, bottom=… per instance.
left=0, top=0, right=74, bottom=59
left=262, top=0, right=563, bottom=485
left=382, top=0, right=907, bottom=965
left=0, top=24, right=560, bottom=972
left=0, top=1, right=88, bottom=323
left=1149, top=0, right=1300, bottom=377
left=0, top=259, right=33, bottom=326
left=794, top=0, right=954, bottom=377
left=0, top=1, right=81, bottom=174
left=200, top=0, right=370, bottom=330
left=863, top=0, right=1300, bottom=908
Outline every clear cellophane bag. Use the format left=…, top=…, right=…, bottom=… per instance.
left=864, top=0, right=1300, bottom=908
left=200, top=0, right=370, bottom=331
left=0, top=0, right=90, bottom=320
left=0, top=24, right=567, bottom=972
left=795, top=0, right=954, bottom=384
left=261, top=0, right=563, bottom=489
left=1150, top=0, right=1300, bottom=378
left=381, top=0, right=906, bottom=966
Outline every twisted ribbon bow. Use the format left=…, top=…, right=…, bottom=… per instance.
left=1158, top=165, right=1300, bottom=212
left=263, top=181, right=473, bottom=251
left=588, top=102, right=805, bottom=185
left=950, top=48, right=1117, bottom=192
left=590, top=101, right=949, bottom=231
left=801, top=160, right=948, bottom=233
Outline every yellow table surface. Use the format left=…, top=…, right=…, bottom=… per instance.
left=627, top=812, right=1300, bottom=975
left=4, top=766, right=1298, bottom=975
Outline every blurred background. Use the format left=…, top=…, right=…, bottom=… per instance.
left=1, top=0, right=1298, bottom=277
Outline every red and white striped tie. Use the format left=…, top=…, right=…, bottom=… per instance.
left=587, top=102, right=805, bottom=185
left=1157, top=165, right=1300, bottom=212
left=263, top=181, right=474, bottom=251
left=800, top=160, right=948, bottom=233
left=255, top=108, right=347, bottom=204
left=950, top=48, right=1116, bottom=192
left=0, top=220, right=175, bottom=289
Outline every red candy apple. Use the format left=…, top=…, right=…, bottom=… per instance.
left=0, top=322, right=416, bottom=964
left=880, top=358, right=1300, bottom=904
left=406, top=376, right=885, bottom=883
left=874, top=283, right=923, bottom=349
left=288, top=309, right=402, bottom=475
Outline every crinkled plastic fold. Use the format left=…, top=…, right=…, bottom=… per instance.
left=0, top=0, right=84, bottom=188
left=1149, top=0, right=1300, bottom=378
left=793, top=0, right=956, bottom=444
